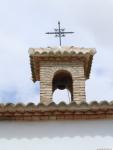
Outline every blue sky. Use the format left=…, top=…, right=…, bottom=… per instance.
left=0, top=0, right=113, bottom=104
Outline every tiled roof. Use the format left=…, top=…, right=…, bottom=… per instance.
left=29, top=46, right=96, bottom=56
left=0, top=101, right=113, bottom=121
left=29, top=46, right=96, bottom=81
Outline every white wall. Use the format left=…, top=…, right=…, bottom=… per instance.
left=0, top=120, right=113, bottom=150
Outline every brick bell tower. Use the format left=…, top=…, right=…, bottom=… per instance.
left=29, top=46, right=96, bottom=105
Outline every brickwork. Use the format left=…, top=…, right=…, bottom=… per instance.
left=40, top=61, right=85, bottom=105
left=29, top=47, right=96, bottom=105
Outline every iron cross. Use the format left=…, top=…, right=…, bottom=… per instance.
left=46, top=21, right=74, bottom=46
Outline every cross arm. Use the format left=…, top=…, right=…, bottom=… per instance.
left=46, top=31, right=74, bottom=34
left=61, top=32, right=74, bottom=34
left=46, top=32, right=57, bottom=34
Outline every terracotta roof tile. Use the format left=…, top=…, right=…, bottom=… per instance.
left=0, top=101, right=113, bottom=121
left=29, top=46, right=96, bottom=81
left=28, top=47, right=96, bottom=56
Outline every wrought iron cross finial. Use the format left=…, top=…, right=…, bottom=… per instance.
left=46, top=21, right=74, bottom=46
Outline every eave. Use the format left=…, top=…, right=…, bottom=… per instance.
left=0, top=101, right=113, bottom=121
left=29, top=47, right=96, bottom=82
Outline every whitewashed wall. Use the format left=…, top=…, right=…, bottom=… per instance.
left=0, top=120, right=113, bottom=150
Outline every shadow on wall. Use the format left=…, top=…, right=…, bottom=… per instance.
left=0, top=120, right=113, bottom=139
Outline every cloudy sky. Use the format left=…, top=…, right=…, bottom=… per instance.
left=0, top=0, right=113, bottom=104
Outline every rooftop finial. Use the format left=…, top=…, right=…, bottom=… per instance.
left=46, top=21, right=74, bottom=46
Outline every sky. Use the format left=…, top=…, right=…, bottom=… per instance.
left=0, top=0, right=113, bottom=104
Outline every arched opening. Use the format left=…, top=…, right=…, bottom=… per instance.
left=52, top=70, right=73, bottom=103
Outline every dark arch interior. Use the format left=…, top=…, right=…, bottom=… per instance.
left=52, top=70, right=73, bottom=101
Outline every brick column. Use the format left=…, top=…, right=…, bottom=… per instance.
left=72, top=62, right=86, bottom=103
left=40, top=80, right=52, bottom=105
left=73, top=78, right=86, bottom=103
left=40, top=62, right=53, bottom=105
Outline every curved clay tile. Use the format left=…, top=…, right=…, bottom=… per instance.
left=57, top=102, right=68, bottom=111
left=48, top=51, right=54, bottom=55
left=69, top=101, right=77, bottom=106
left=99, top=101, right=110, bottom=106
left=79, top=101, right=89, bottom=107
left=58, top=101, right=67, bottom=107
left=48, top=102, right=57, bottom=107
left=90, top=101, right=99, bottom=106
left=25, top=103, right=37, bottom=112
left=0, top=104, right=5, bottom=112
left=47, top=102, right=57, bottom=111
left=15, top=103, right=25, bottom=113
left=5, top=103, right=15, bottom=113
left=110, top=101, right=113, bottom=105
left=37, top=103, right=47, bottom=111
